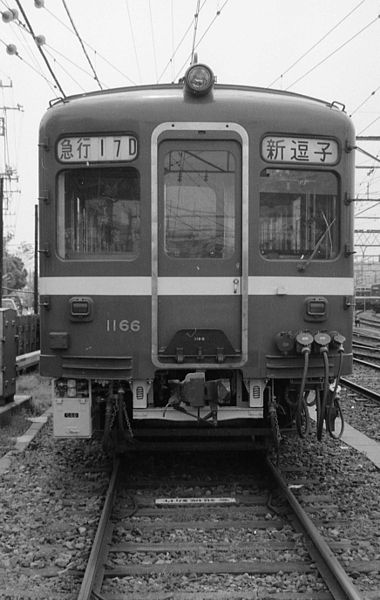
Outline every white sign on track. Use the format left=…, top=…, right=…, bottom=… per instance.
left=155, top=497, right=237, bottom=506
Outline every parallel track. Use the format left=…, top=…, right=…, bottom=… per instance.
left=78, top=450, right=365, bottom=600
left=340, top=377, right=380, bottom=404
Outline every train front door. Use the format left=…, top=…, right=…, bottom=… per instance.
left=152, top=124, right=248, bottom=368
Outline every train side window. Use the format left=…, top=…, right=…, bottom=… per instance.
left=57, top=167, right=140, bottom=259
left=163, top=149, right=236, bottom=259
left=259, top=169, right=338, bottom=260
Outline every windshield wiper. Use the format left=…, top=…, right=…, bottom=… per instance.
left=297, top=216, right=336, bottom=272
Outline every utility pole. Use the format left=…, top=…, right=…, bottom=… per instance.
left=0, top=177, right=3, bottom=306
left=0, top=80, right=23, bottom=238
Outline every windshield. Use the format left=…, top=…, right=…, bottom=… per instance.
left=57, top=167, right=140, bottom=259
left=163, top=149, right=237, bottom=259
left=259, top=169, right=338, bottom=260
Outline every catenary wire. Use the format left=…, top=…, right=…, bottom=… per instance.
left=148, top=0, right=158, bottom=82
left=44, top=42, right=108, bottom=89
left=191, top=0, right=201, bottom=65
left=14, top=0, right=66, bottom=96
left=286, top=14, right=379, bottom=90
left=44, top=47, right=88, bottom=93
left=61, top=0, right=103, bottom=90
left=267, top=0, right=367, bottom=88
left=42, top=1, right=136, bottom=85
left=157, top=0, right=208, bottom=83
left=350, top=83, right=380, bottom=117
left=0, top=37, right=57, bottom=94
left=170, top=0, right=175, bottom=80
left=358, top=115, right=380, bottom=135
left=173, top=0, right=230, bottom=81
left=124, top=0, right=141, bottom=83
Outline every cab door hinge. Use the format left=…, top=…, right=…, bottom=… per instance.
left=38, top=244, right=50, bottom=257
left=39, top=295, right=51, bottom=310
left=344, top=244, right=356, bottom=257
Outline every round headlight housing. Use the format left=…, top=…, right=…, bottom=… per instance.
left=184, top=63, right=214, bottom=96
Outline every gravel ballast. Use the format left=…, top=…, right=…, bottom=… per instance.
left=0, top=366, right=379, bottom=598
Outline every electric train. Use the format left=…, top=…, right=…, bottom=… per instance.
left=38, top=62, right=355, bottom=449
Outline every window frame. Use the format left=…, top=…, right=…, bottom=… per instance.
left=56, top=165, right=141, bottom=261
left=258, top=167, right=340, bottom=262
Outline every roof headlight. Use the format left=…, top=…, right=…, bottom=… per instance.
left=184, top=63, right=214, bottom=96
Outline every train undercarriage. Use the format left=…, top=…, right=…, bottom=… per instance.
left=52, top=366, right=344, bottom=452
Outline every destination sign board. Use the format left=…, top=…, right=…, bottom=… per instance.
left=261, top=136, right=339, bottom=165
left=57, top=135, right=138, bottom=163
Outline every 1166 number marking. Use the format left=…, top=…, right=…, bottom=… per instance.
left=106, top=319, right=141, bottom=332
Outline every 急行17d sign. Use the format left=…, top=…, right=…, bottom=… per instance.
left=57, top=134, right=138, bottom=163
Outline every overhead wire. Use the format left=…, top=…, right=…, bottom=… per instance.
left=170, top=0, right=175, bottom=80
left=285, top=14, right=379, bottom=90
left=358, top=115, right=380, bottom=135
left=267, top=0, right=367, bottom=88
left=0, top=3, right=56, bottom=93
left=44, top=47, right=89, bottom=93
left=2, top=3, right=134, bottom=90
left=157, top=0, right=208, bottom=83
left=42, top=1, right=136, bottom=85
left=43, top=41, right=109, bottom=89
left=0, top=37, right=57, bottom=94
left=191, top=0, right=201, bottom=65
left=148, top=0, right=158, bottom=82
left=61, top=0, right=102, bottom=90
left=350, top=82, right=380, bottom=117
left=14, top=0, right=66, bottom=96
left=124, top=0, right=141, bottom=83
left=173, top=0, right=230, bottom=81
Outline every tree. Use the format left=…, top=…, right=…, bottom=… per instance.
left=3, top=242, right=28, bottom=293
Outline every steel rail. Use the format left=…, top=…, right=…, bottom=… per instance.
left=265, top=457, right=364, bottom=600
left=353, top=357, right=380, bottom=371
left=77, top=458, right=120, bottom=600
left=340, top=377, right=380, bottom=403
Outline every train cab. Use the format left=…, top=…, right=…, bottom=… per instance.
left=38, top=63, right=355, bottom=447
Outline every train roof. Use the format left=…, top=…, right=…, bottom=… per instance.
left=40, top=78, right=354, bottom=140
left=47, top=81, right=340, bottom=110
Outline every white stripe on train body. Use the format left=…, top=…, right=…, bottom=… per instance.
left=39, top=276, right=354, bottom=296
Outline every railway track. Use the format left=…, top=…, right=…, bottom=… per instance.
left=342, top=357, right=380, bottom=405
left=77, top=450, right=367, bottom=600
left=341, top=378, right=380, bottom=404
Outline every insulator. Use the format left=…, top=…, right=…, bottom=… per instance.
left=6, top=44, right=18, bottom=56
left=2, top=9, right=18, bottom=23
left=35, top=34, right=46, bottom=46
left=34, top=0, right=45, bottom=7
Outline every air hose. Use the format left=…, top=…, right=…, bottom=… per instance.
left=297, top=345, right=310, bottom=414
left=317, top=348, right=330, bottom=441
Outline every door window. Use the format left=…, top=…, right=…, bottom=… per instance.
left=163, top=149, right=237, bottom=259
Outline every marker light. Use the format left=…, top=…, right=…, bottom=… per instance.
left=184, top=63, right=214, bottom=96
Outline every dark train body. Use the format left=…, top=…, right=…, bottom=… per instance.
left=371, top=283, right=380, bottom=313
left=38, top=64, right=355, bottom=447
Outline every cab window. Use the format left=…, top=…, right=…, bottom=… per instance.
left=57, top=167, right=140, bottom=259
left=163, top=148, right=237, bottom=259
left=259, top=169, right=338, bottom=260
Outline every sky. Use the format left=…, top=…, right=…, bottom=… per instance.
left=0, top=0, right=379, bottom=258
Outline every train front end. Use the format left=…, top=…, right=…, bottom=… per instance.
left=39, top=64, right=355, bottom=448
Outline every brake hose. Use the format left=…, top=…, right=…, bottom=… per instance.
left=297, top=345, right=311, bottom=414
left=330, top=346, right=344, bottom=403
left=317, top=347, right=330, bottom=441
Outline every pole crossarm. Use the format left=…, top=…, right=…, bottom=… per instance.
left=354, top=230, right=380, bottom=247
